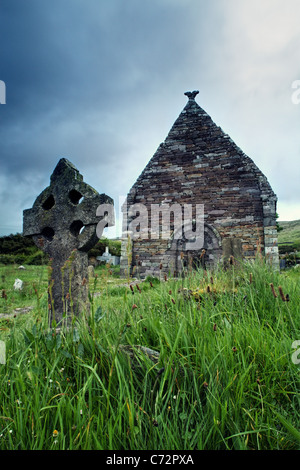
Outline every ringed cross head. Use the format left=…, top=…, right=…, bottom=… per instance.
left=23, top=158, right=114, bottom=326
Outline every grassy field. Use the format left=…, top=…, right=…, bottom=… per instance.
left=278, top=219, right=300, bottom=254
left=0, top=259, right=299, bottom=450
left=278, top=220, right=300, bottom=243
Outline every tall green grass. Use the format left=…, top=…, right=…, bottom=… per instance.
left=0, top=259, right=299, bottom=450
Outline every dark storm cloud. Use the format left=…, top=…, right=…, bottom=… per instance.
left=0, top=0, right=216, bottom=234
left=0, top=0, right=299, bottom=235
left=0, top=0, right=204, bottom=170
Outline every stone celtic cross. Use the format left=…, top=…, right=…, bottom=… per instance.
left=23, top=158, right=114, bottom=327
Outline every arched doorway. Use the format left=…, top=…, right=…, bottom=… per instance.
left=167, top=223, right=222, bottom=274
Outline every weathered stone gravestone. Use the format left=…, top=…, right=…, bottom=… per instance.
left=222, top=238, right=243, bottom=268
left=23, top=158, right=114, bottom=327
left=96, top=246, right=120, bottom=266
left=13, top=279, right=23, bottom=291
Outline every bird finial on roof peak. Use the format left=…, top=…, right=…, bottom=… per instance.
left=184, top=90, right=199, bottom=101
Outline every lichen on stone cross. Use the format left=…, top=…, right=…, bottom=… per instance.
left=23, top=158, right=114, bottom=327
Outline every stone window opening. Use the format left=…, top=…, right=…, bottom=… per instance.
left=70, top=220, right=86, bottom=237
left=69, top=189, right=84, bottom=205
left=42, top=195, right=55, bottom=210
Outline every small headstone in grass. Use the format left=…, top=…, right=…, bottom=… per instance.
left=13, top=278, right=23, bottom=290
left=88, top=265, right=95, bottom=278
left=222, top=238, right=243, bottom=268
left=23, top=158, right=114, bottom=327
left=118, top=345, right=161, bottom=371
left=0, top=306, right=33, bottom=319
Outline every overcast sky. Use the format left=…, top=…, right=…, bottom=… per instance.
left=0, top=0, right=299, bottom=238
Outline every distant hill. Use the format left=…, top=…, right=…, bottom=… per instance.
left=0, top=232, right=121, bottom=265
left=277, top=219, right=300, bottom=253
left=0, top=222, right=298, bottom=264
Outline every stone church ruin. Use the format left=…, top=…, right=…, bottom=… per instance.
left=120, top=91, right=279, bottom=278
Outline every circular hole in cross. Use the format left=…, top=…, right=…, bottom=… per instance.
left=41, top=227, right=55, bottom=241
left=69, top=189, right=84, bottom=205
left=70, top=220, right=86, bottom=236
left=42, top=195, right=55, bottom=210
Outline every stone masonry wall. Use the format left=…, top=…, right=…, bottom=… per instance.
left=121, top=93, right=279, bottom=277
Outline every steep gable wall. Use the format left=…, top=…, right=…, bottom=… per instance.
left=121, top=93, right=279, bottom=277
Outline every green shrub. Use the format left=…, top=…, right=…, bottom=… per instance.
left=25, top=250, right=49, bottom=265
left=0, top=254, right=15, bottom=265
left=0, top=233, right=121, bottom=266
